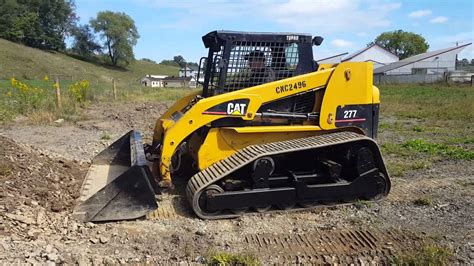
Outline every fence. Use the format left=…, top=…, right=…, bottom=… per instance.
left=374, top=74, right=445, bottom=85
left=374, top=72, right=474, bottom=85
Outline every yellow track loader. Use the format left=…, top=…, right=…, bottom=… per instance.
left=73, top=31, right=390, bottom=222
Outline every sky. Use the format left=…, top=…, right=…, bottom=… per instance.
left=73, top=0, right=474, bottom=63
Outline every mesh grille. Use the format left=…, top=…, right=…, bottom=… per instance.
left=210, top=41, right=300, bottom=95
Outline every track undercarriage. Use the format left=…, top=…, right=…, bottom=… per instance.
left=187, top=131, right=390, bottom=219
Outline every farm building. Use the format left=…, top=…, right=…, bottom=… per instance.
left=316, top=52, right=348, bottom=64
left=374, top=43, right=472, bottom=75
left=179, top=66, right=204, bottom=84
left=163, top=76, right=194, bottom=88
left=140, top=75, right=168, bottom=87
left=342, top=44, right=399, bottom=68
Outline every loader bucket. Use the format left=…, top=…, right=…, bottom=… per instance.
left=73, top=130, right=158, bottom=222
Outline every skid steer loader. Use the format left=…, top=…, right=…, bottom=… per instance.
left=73, top=31, right=390, bottom=222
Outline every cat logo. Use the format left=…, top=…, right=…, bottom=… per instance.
left=227, top=102, right=247, bottom=116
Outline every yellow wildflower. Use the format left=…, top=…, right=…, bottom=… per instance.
left=7, top=91, right=12, bottom=97
left=10, top=77, right=17, bottom=86
left=44, top=75, right=49, bottom=81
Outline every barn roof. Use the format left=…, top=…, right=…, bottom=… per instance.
left=315, top=52, right=348, bottom=62
left=374, top=42, right=472, bottom=74
left=342, top=43, right=398, bottom=62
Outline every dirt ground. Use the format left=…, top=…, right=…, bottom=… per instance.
left=0, top=101, right=472, bottom=264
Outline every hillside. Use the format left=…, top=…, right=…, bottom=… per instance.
left=0, top=38, right=179, bottom=84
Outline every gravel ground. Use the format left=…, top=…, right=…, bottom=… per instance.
left=0, top=102, right=472, bottom=264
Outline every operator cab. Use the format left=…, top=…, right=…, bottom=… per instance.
left=198, top=31, right=323, bottom=98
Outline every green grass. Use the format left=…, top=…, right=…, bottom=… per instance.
left=0, top=38, right=184, bottom=123
left=0, top=38, right=178, bottom=82
left=206, top=251, right=259, bottom=266
left=100, top=132, right=112, bottom=141
left=403, top=139, right=474, bottom=160
left=413, top=196, right=433, bottom=206
left=382, top=139, right=473, bottom=160
left=386, top=160, right=432, bottom=177
left=391, top=244, right=453, bottom=265
left=379, top=84, right=474, bottom=122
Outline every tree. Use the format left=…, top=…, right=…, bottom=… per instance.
left=173, top=55, right=186, bottom=67
left=160, top=59, right=180, bottom=66
left=90, top=11, right=139, bottom=66
left=70, top=24, right=100, bottom=58
left=141, top=58, right=157, bottom=64
left=459, top=58, right=469, bottom=66
left=370, top=30, right=429, bottom=59
left=0, top=0, right=77, bottom=50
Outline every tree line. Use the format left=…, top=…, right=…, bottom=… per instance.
left=0, top=0, right=139, bottom=67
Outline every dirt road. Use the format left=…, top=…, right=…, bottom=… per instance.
left=1, top=102, right=472, bottom=264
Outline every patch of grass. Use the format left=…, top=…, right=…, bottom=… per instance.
left=386, top=160, right=432, bottom=177
left=413, top=196, right=433, bottom=206
left=206, top=251, right=259, bottom=266
left=387, top=162, right=407, bottom=177
left=379, top=84, right=474, bottom=122
left=403, top=139, right=474, bottom=160
left=100, top=132, right=112, bottom=141
left=119, top=87, right=196, bottom=102
left=445, top=136, right=474, bottom=145
left=0, top=164, right=13, bottom=178
left=391, top=244, right=453, bottom=265
left=381, top=143, right=412, bottom=156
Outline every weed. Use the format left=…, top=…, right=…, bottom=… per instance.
left=413, top=196, right=433, bottom=206
left=390, top=244, right=453, bottom=265
left=354, top=200, right=372, bottom=209
left=68, top=80, right=90, bottom=103
left=206, top=251, right=259, bottom=266
left=0, top=164, right=13, bottom=178
left=100, top=132, right=112, bottom=141
left=412, top=125, right=425, bottom=132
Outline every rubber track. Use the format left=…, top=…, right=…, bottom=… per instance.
left=186, top=131, right=380, bottom=219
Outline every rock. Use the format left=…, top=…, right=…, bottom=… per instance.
left=99, top=236, right=109, bottom=244
left=103, top=256, right=116, bottom=265
left=54, top=119, right=64, bottom=124
left=47, top=253, right=59, bottom=262
left=36, top=210, right=45, bottom=225
left=45, top=244, right=54, bottom=253
left=5, top=213, right=35, bottom=225
left=89, top=238, right=99, bottom=244
left=195, top=230, right=206, bottom=236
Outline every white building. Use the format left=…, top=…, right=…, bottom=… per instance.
left=316, top=52, right=348, bottom=64
left=140, top=75, right=168, bottom=87
left=179, top=66, right=204, bottom=84
left=342, top=44, right=399, bottom=69
left=374, top=43, right=472, bottom=75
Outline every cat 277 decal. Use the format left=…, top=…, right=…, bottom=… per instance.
left=202, top=99, right=250, bottom=116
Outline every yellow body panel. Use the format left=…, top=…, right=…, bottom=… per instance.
left=319, top=63, right=374, bottom=130
left=197, top=126, right=325, bottom=170
left=155, top=62, right=377, bottom=182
